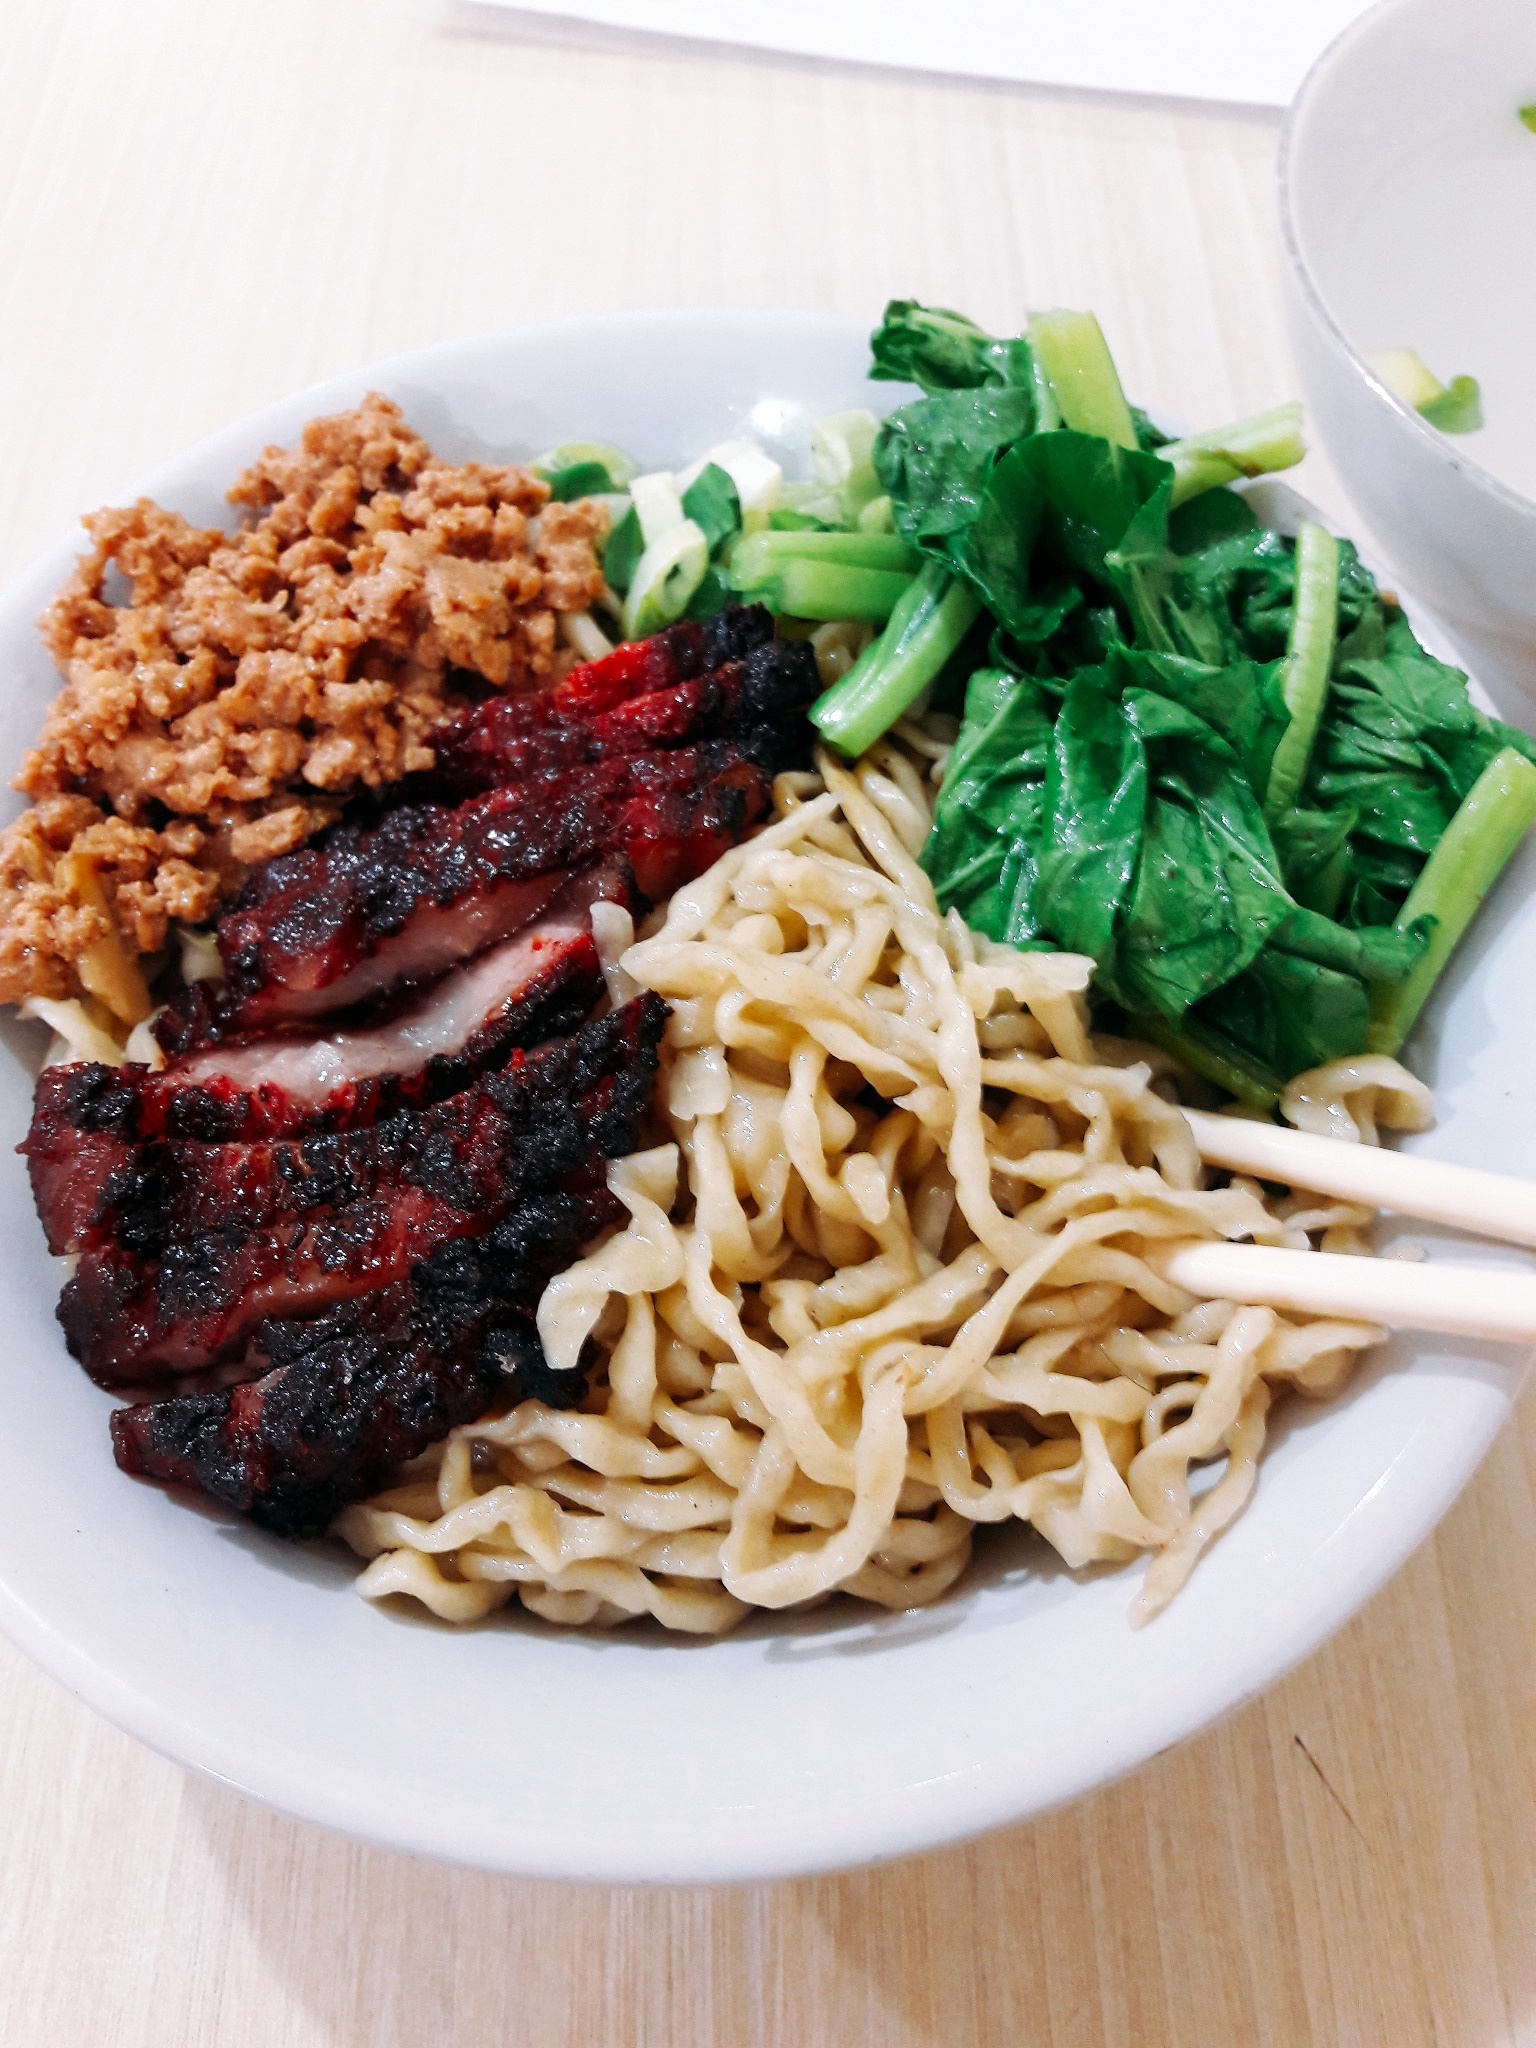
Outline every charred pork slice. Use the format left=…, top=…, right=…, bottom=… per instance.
left=109, top=1176, right=618, bottom=1538
left=551, top=602, right=774, bottom=717
left=424, top=633, right=818, bottom=799
left=23, top=873, right=627, bottom=1249
left=58, top=993, right=665, bottom=1384
left=156, top=739, right=776, bottom=1051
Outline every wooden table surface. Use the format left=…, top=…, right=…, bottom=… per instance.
left=2, top=5, right=1533, bottom=2043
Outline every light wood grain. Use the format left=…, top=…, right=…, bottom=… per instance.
left=1, top=4, right=1532, bottom=2044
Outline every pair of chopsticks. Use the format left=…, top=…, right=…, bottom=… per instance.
left=1158, top=1109, right=1536, bottom=1344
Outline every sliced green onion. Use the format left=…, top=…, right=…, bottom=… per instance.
left=1368, top=747, right=1536, bottom=1053
left=684, top=563, right=734, bottom=621
left=810, top=560, right=981, bottom=757
left=622, top=518, right=709, bottom=639
left=771, top=481, right=846, bottom=526
left=560, top=611, right=615, bottom=662
left=1264, top=521, right=1339, bottom=819
left=533, top=440, right=637, bottom=489
left=1026, top=309, right=1137, bottom=450
left=603, top=505, right=644, bottom=595
left=629, top=471, right=688, bottom=547
left=1368, top=349, right=1444, bottom=411
left=681, top=440, right=783, bottom=519
left=811, top=409, right=882, bottom=520
left=680, top=464, right=741, bottom=555
left=1161, top=403, right=1306, bottom=506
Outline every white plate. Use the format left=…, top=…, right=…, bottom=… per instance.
left=0, top=310, right=1528, bottom=1884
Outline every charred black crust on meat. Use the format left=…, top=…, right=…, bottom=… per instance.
left=57, top=995, right=667, bottom=1384
left=143, top=921, right=605, bottom=1119
left=109, top=1181, right=615, bottom=1539
left=152, top=739, right=782, bottom=1050
left=423, top=633, right=819, bottom=799
left=23, top=932, right=608, bottom=1250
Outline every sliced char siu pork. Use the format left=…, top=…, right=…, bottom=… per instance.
left=152, top=608, right=817, bottom=1056
left=421, top=629, right=818, bottom=799
left=57, top=994, right=666, bottom=1385
left=23, top=606, right=816, bottom=1537
left=23, top=865, right=632, bottom=1254
left=153, top=741, right=767, bottom=1049
left=110, top=1175, right=622, bottom=1538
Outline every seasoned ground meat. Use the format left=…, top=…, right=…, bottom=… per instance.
left=0, top=395, right=609, bottom=1014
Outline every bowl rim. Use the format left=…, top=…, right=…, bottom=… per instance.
left=1276, top=0, right=1536, bottom=528
left=0, top=305, right=1526, bottom=1885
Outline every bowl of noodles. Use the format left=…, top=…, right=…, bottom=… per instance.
left=0, top=309, right=1528, bottom=1882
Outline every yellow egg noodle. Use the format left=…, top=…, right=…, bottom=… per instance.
left=338, top=730, right=1429, bottom=1634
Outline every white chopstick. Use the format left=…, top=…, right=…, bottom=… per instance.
left=1155, top=1240, right=1536, bottom=1343
left=1183, top=1107, right=1536, bottom=1252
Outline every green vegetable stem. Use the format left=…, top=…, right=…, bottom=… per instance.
left=727, top=529, right=921, bottom=624
left=729, top=530, right=920, bottom=578
left=1160, top=403, right=1307, bottom=506
left=1264, top=520, right=1339, bottom=819
left=1368, top=747, right=1536, bottom=1053
left=1026, top=310, right=1138, bottom=449
left=810, top=560, right=982, bottom=757
left=1369, top=350, right=1484, bottom=435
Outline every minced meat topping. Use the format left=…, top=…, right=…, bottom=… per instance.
left=0, top=394, right=608, bottom=1013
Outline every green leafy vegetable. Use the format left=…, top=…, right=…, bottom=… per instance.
left=873, top=387, right=1038, bottom=549
left=727, top=529, right=920, bottom=624
left=922, top=668, right=1054, bottom=945
left=741, top=560, right=915, bottom=625
left=868, top=300, right=1033, bottom=393
left=1126, top=1010, right=1282, bottom=1110
left=852, top=297, right=1536, bottom=1090
left=730, top=531, right=921, bottom=578
left=1043, top=681, right=1295, bottom=1021
left=1307, top=606, right=1536, bottom=924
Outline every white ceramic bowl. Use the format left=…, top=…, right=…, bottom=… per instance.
left=0, top=310, right=1529, bottom=1884
left=1280, top=0, right=1536, bottom=722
